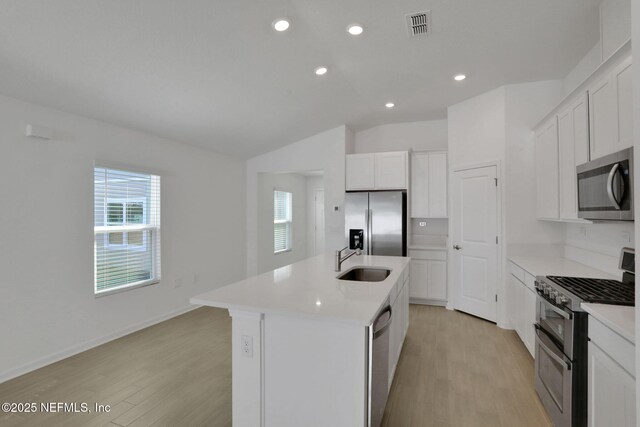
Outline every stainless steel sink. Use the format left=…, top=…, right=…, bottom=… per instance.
left=337, top=267, right=391, bottom=282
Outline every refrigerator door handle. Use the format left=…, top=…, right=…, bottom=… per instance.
left=367, top=209, right=373, bottom=254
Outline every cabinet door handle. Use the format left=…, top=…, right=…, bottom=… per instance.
left=453, top=245, right=462, bottom=250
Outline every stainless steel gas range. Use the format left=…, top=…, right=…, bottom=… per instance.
left=533, top=248, right=635, bottom=427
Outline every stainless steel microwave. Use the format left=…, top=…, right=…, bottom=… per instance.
left=577, top=147, right=633, bottom=221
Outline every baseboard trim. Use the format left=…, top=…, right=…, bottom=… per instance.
left=0, top=304, right=197, bottom=384
left=409, top=298, right=447, bottom=307
left=497, top=321, right=514, bottom=330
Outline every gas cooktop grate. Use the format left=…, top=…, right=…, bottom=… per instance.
left=546, top=276, right=635, bottom=306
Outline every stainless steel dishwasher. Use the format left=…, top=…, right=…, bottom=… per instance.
left=368, top=302, right=392, bottom=427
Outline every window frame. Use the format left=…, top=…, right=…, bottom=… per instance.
left=94, top=166, right=161, bottom=297
left=103, top=198, right=148, bottom=251
left=273, top=190, right=293, bottom=254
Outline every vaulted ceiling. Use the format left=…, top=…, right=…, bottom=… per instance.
left=0, top=0, right=600, bottom=158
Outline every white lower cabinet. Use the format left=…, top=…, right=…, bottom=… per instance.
left=508, top=262, right=536, bottom=357
left=409, top=249, right=447, bottom=304
left=588, top=317, right=636, bottom=427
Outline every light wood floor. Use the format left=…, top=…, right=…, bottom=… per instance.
left=0, top=305, right=550, bottom=427
left=381, top=306, right=551, bottom=427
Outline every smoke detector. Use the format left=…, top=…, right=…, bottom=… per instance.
left=406, top=11, right=431, bottom=37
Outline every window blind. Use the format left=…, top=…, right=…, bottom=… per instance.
left=274, top=190, right=292, bottom=253
left=94, top=167, right=161, bottom=294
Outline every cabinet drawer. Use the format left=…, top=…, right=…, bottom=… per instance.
left=409, top=249, right=446, bottom=261
left=589, top=317, right=635, bottom=377
left=509, top=262, right=525, bottom=282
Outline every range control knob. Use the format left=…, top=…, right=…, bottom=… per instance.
left=558, top=296, right=569, bottom=306
left=544, top=286, right=551, bottom=295
left=550, top=290, right=558, bottom=299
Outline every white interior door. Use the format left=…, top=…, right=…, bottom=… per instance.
left=451, top=165, right=498, bottom=322
left=314, top=189, right=325, bottom=255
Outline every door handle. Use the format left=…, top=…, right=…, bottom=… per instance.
left=453, top=245, right=462, bottom=250
left=373, top=305, right=392, bottom=339
left=535, top=328, right=571, bottom=371
left=607, top=163, right=621, bottom=210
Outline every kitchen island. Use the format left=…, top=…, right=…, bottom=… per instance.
left=191, top=253, right=410, bottom=427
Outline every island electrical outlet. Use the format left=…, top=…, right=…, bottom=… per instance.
left=241, top=335, right=253, bottom=358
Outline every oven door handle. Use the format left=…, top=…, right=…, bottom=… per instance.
left=535, top=326, right=571, bottom=371
left=537, top=293, right=572, bottom=320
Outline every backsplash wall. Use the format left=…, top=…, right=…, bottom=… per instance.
left=564, top=222, right=635, bottom=277
left=411, top=218, right=448, bottom=236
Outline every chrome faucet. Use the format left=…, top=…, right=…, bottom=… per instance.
left=335, top=246, right=362, bottom=272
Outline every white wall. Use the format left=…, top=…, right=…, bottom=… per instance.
left=562, top=0, right=631, bottom=95
left=600, top=0, right=631, bottom=59
left=352, top=120, right=448, bottom=154
left=246, top=126, right=347, bottom=276
left=504, top=81, right=566, bottom=252
left=562, top=43, right=603, bottom=95
left=257, top=173, right=309, bottom=273
left=306, top=176, right=325, bottom=256
left=0, top=94, right=246, bottom=382
left=448, top=87, right=506, bottom=169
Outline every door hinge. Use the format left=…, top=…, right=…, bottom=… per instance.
left=494, top=178, right=498, bottom=187
left=496, top=236, right=498, bottom=244
left=495, top=294, right=498, bottom=302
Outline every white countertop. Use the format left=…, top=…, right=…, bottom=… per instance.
left=582, top=303, right=635, bottom=344
left=508, top=255, right=618, bottom=280
left=191, top=254, right=410, bottom=326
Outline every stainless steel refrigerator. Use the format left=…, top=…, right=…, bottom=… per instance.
left=345, top=191, right=406, bottom=256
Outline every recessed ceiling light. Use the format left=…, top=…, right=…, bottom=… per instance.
left=385, top=102, right=395, bottom=108
left=273, top=19, right=290, bottom=32
left=347, top=24, right=364, bottom=35
left=454, top=74, right=466, bottom=81
left=316, top=300, right=322, bottom=306
left=315, top=66, right=328, bottom=76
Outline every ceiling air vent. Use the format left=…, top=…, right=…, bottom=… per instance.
left=406, top=11, right=431, bottom=38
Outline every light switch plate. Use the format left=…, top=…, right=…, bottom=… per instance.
left=419, top=221, right=427, bottom=227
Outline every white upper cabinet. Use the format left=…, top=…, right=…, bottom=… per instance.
left=589, top=56, right=633, bottom=160
left=345, top=154, right=375, bottom=190
left=410, top=151, right=447, bottom=218
left=346, top=151, right=408, bottom=191
left=374, top=151, right=408, bottom=189
left=558, top=93, right=589, bottom=220
left=535, top=116, right=560, bottom=219
left=411, top=153, right=429, bottom=216
left=428, top=153, right=448, bottom=217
